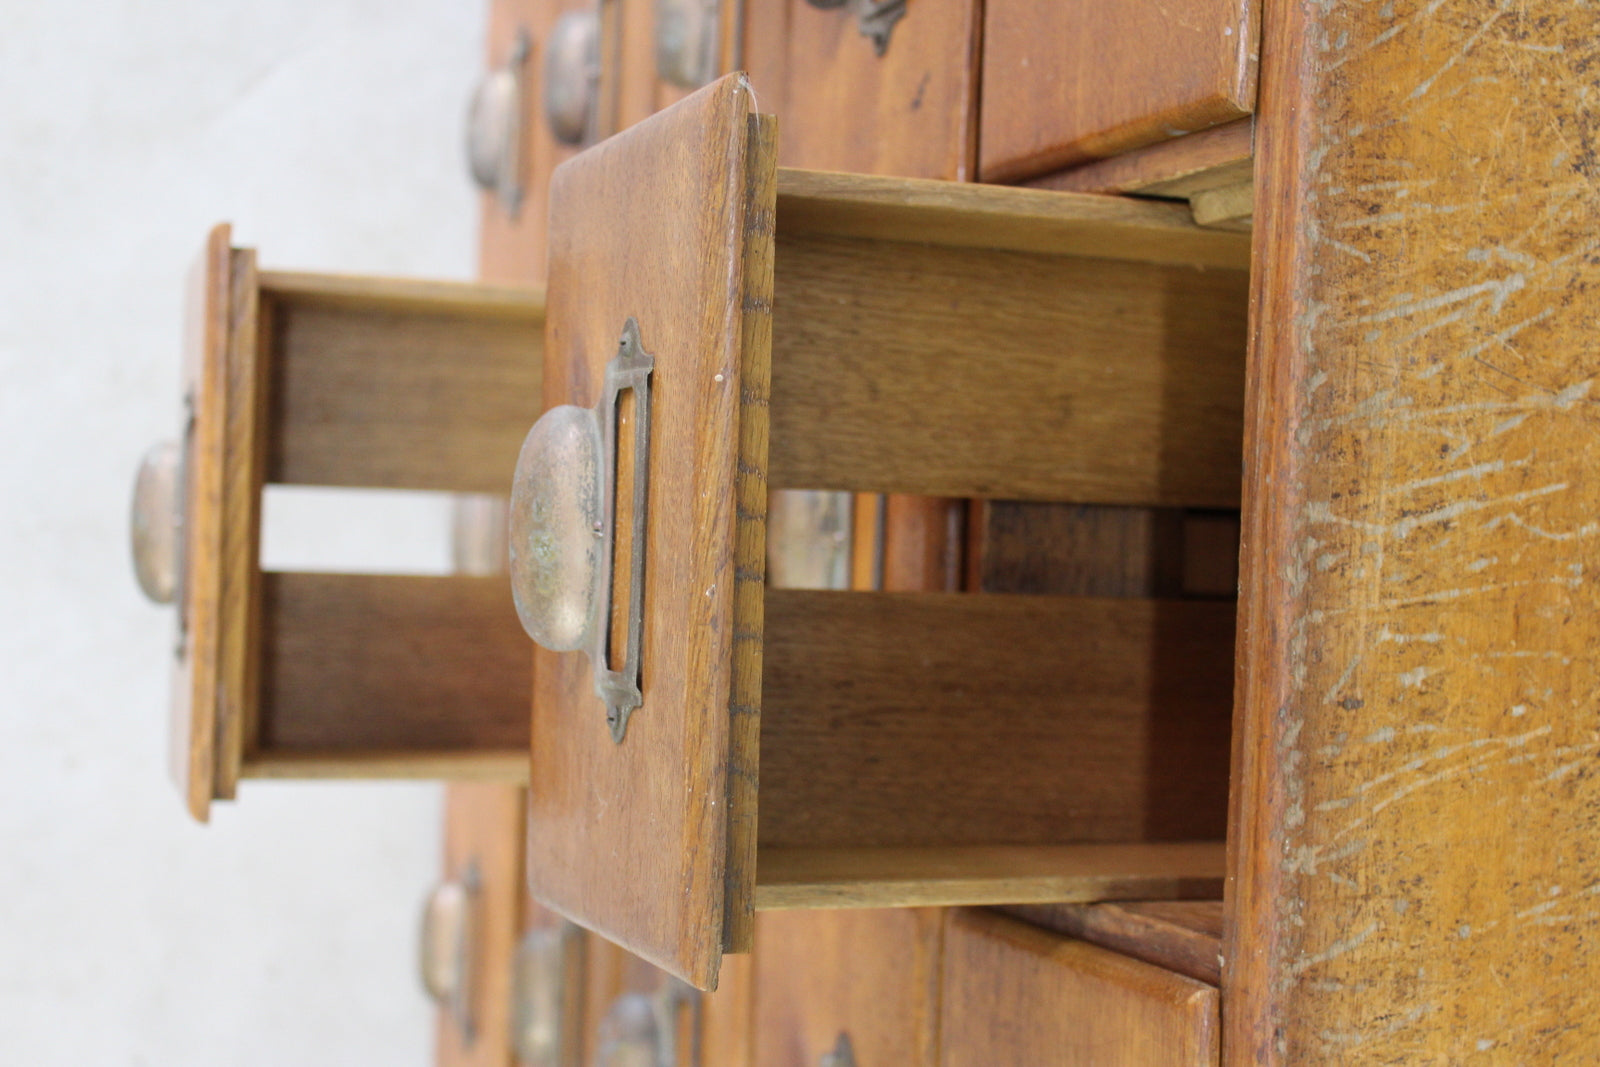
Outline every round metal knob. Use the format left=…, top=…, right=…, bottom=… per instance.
left=419, top=879, right=472, bottom=1004
left=131, top=440, right=182, bottom=604
left=655, top=0, right=719, bottom=89
left=543, top=10, right=600, bottom=146
left=509, top=404, right=603, bottom=652
left=467, top=66, right=520, bottom=190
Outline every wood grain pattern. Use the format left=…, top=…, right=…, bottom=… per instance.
left=941, top=909, right=1219, bottom=1067
left=759, top=591, right=1234, bottom=848
left=973, top=503, right=1186, bottom=597
left=769, top=232, right=1249, bottom=506
left=980, top=0, right=1259, bottom=183
left=243, top=751, right=527, bottom=781
left=436, top=784, right=528, bottom=1067
left=754, top=909, right=942, bottom=1067
left=257, top=573, right=530, bottom=754
left=776, top=169, right=1252, bottom=270
left=530, top=75, right=766, bottom=990
left=755, top=844, right=1225, bottom=910
left=722, top=113, right=777, bottom=957
left=743, top=0, right=982, bottom=181
left=264, top=292, right=542, bottom=494
left=1028, top=118, right=1255, bottom=197
left=1227, top=1, right=1600, bottom=1061
left=1000, top=900, right=1224, bottom=985
left=171, top=225, right=264, bottom=820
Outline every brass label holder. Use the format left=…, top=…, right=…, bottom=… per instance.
left=511, top=318, right=654, bottom=743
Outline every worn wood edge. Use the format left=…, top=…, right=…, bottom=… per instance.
left=174, top=223, right=233, bottom=822
left=775, top=169, right=1251, bottom=270
left=1192, top=181, right=1255, bottom=229
left=257, top=270, right=546, bottom=319
left=998, top=901, right=1225, bottom=986
left=753, top=843, right=1226, bottom=910
left=1027, top=119, right=1255, bottom=197
left=722, top=112, right=776, bottom=957
left=210, top=245, right=266, bottom=802
left=981, top=94, right=1254, bottom=187
left=241, top=750, right=529, bottom=781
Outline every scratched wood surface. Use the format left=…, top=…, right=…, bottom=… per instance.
left=530, top=76, right=767, bottom=990
left=1227, top=1, right=1600, bottom=1061
left=980, top=0, right=1259, bottom=183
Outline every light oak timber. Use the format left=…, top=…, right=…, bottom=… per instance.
left=1228, top=0, right=1600, bottom=1061
left=257, top=573, right=530, bottom=756
left=755, top=909, right=942, bottom=1067
left=941, top=909, right=1220, bottom=1067
left=529, top=77, right=1248, bottom=991
left=980, top=0, right=1259, bottom=184
left=767, top=207, right=1250, bottom=508
left=171, top=225, right=263, bottom=819
left=245, top=751, right=528, bottom=782
left=743, top=0, right=981, bottom=182
left=263, top=281, right=541, bottom=494
left=759, top=591, right=1234, bottom=849
left=1028, top=118, right=1255, bottom=197
left=1002, top=900, right=1225, bottom=986
left=775, top=169, right=1250, bottom=270
left=165, top=227, right=543, bottom=817
left=531, top=75, right=768, bottom=991
left=755, top=844, right=1225, bottom=910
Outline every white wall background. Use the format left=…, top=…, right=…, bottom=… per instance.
left=0, top=2, right=489, bottom=1062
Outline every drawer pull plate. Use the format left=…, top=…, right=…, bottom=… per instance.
left=511, top=318, right=654, bottom=743
left=655, top=0, right=721, bottom=89
left=420, top=862, right=481, bottom=1042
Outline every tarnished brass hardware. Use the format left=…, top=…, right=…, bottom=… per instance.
left=420, top=863, right=481, bottom=1042
left=596, top=980, right=702, bottom=1067
left=819, top=1032, right=857, bottom=1067
left=804, top=0, right=905, bottom=56
left=544, top=9, right=602, bottom=146
left=467, top=29, right=530, bottom=217
left=510, top=318, right=654, bottom=742
left=654, top=0, right=720, bottom=89
left=131, top=439, right=184, bottom=605
left=512, top=922, right=585, bottom=1067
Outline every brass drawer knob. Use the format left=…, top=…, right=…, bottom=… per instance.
left=467, top=28, right=529, bottom=216
left=131, top=438, right=183, bottom=605
left=510, top=318, right=654, bottom=743
left=655, top=0, right=720, bottom=89
left=420, top=865, right=480, bottom=1041
left=544, top=9, right=601, bottom=147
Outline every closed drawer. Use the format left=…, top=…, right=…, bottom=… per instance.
left=979, top=0, right=1258, bottom=183
left=941, top=910, right=1219, bottom=1067
left=754, top=909, right=942, bottom=1067
left=743, top=0, right=981, bottom=178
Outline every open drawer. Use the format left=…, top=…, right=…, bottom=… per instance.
left=513, top=75, right=1248, bottom=988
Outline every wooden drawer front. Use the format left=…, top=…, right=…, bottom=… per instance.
left=744, top=0, right=981, bottom=179
left=979, top=0, right=1258, bottom=183
left=941, top=911, right=1219, bottom=1067
left=755, top=909, right=941, bottom=1067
